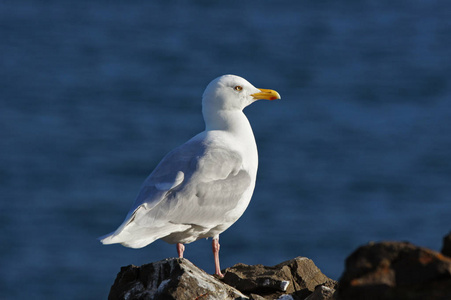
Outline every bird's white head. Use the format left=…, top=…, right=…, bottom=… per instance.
left=202, top=75, right=281, bottom=112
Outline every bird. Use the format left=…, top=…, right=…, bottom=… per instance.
left=99, top=74, right=281, bottom=277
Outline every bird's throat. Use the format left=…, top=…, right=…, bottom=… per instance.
left=203, top=109, right=250, bottom=133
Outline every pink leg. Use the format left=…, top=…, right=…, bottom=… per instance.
left=212, top=238, right=223, bottom=277
left=176, top=243, right=185, bottom=258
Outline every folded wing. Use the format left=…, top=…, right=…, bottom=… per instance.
left=99, top=137, right=251, bottom=248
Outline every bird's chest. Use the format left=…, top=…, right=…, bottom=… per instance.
left=228, top=135, right=258, bottom=177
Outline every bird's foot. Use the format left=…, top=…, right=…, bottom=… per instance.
left=214, top=270, right=224, bottom=278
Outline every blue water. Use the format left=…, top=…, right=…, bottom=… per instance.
left=1, top=1, right=450, bottom=299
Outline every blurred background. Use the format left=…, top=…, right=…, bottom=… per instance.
left=1, top=0, right=450, bottom=298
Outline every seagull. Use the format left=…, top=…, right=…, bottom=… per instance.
left=99, top=74, right=281, bottom=277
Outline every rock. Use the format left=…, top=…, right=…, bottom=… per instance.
left=442, top=232, right=451, bottom=257
left=304, top=284, right=335, bottom=300
left=337, top=241, right=451, bottom=300
left=107, top=234, right=451, bottom=299
left=108, top=257, right=247, bottom=300
left=249, top=294, right=268, bottom=300
left=222, top=257, right=337, bottom=300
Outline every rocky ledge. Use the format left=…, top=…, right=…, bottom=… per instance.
left=108, top=232, right=451, bottom=300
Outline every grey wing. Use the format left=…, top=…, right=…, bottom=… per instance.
left=102, top=139, right=205, bottom=241
left=123, top=139, right=205, bottom=220
left=129, top=138, right=251, bottom=226
left=100, top=137, right=252, bottom=247
left=165, top=144, right=252, bottom=226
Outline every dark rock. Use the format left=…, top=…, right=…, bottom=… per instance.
left=304, top=284, right=336, bottom=300
left=107, top=235, right=451, bottom=299
left=108, top=258, right=247, bottom=300
left=442, top=232, right=451, bottom=257
left=222, top=257, right=337, bottom=300
left=338, top=241, right=451, bottom=300
left=249, top=294, right=267, bottom=300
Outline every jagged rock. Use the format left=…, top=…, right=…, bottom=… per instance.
left=337, top=241, right=451, bottom=300
left=108, top=257, right=247, bottom=300
left=304, top=284, right=335, bottom=300
left=222, top=257, right=336, bottom=300
left=249, top=294, right=267, bottom=300
left=442, top=232, right=451, bottom=257
left=107, top=235, right=451, bottom=300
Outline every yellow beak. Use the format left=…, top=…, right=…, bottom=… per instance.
left=251, top=88, right=281, bottom=101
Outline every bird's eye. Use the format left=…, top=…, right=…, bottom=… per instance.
left=234, top=86, right=243, bottom=91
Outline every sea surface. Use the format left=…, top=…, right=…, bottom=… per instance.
left=1, top=1, right=450, bottom=299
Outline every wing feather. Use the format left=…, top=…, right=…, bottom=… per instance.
left=101, top=136, right=251, bottom=246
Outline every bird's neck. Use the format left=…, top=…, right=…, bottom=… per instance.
left=203, top=108, right=251, bottom=134
left=202, top=107, right=259, bottom=176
